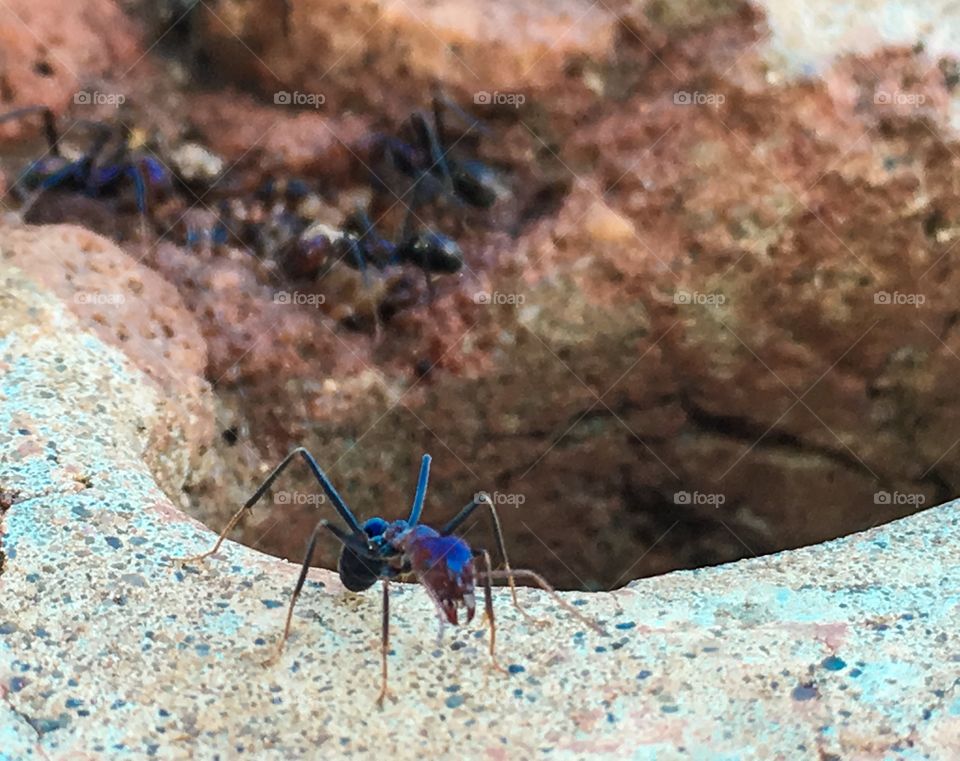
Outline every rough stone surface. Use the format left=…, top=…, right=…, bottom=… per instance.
left=1, top=258, right=959, bottom=758
left=0, top=0, right=142, bottom=141
left=0, top=224, right=214, bottom=504
left=197, top=0, right=617, bottom=120
left=185, top=91, right=371, bottom=177
left=163, top=19, right=960, bottom=589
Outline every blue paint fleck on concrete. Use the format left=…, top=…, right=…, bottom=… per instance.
left=445, top=694, right=465, bottom=709
left=27, top=716, right=69, bottom=735
left=105, top=536, right=122, bottom=550
left=822, top=656, right=846, bottom=671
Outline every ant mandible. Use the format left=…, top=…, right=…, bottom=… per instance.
left=175, top=449, right=605, bottom=704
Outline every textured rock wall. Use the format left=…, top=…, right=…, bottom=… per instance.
left=2, top=240, right=960, bottom=757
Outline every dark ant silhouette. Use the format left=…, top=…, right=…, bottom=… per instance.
left=174, top=449, right=605, bottom=704
left=280, top=206, right=463, bottom=284
left=372, top=94, right=504, bottom=214
left=0, top=105, right=172, bottom=227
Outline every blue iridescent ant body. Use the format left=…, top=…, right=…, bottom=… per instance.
left=175, top=448, right=603, bottom=703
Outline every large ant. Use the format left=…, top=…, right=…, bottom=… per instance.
left=280, top=206, right=463, bottom=283
left=0, top=105, right=172, bottom=227
left=372, top=94, right=505, bottom=214
left=175, top=449, right=605, bottom=704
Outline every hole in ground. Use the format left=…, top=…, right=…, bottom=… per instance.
left=178, top=361, right=949, bottom=592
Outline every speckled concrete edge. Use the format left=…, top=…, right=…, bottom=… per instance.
left=3, top=251, right=960, bottom=759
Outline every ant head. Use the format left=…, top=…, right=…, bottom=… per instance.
left=337, top=517, right=397, bottom=593
left=362, top=516, right=391, bottom=544
left=400, top=231, right=463, bottom=274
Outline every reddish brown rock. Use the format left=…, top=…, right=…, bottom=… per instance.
left=186, top=91, right=371, bottom=176
left=0, top=223, right=214, bottom=495
left=166, top=21, right=960, bottom=590
left=0, top=0, right=142, bottom=141
left=197, top=0, right=617, bottom=121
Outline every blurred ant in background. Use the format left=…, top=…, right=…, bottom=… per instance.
left=0, top=105, right=173, bottom=235
left=370, top=93, right=506, bottom=217
left=279, top=206, right=463, bottom=283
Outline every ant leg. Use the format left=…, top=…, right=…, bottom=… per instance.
left=172, top=502, right=249, bottom=566
left=265, top=519, right=372, bottom=666
left=410, top=111, right=454, bottom=195
left=0, top=106, right=60, bottom=155
left=441, top=494, right=546, bottom=627
left=124, top=163, right=149, bottom=239
left=242, top=447, right=365, bottom=536
left=376, top=579, right=392, bottom=706
left=173, top=447, right=367, bottom=566
left=478, top=569, right=608, bottom=636
left=475, top=549, right=508, bottom=673
left=395, top=198, right=437, bottom=303
left=398, top=189, right=417, bottom=244
left=341, top=237, right=370, bottom=285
